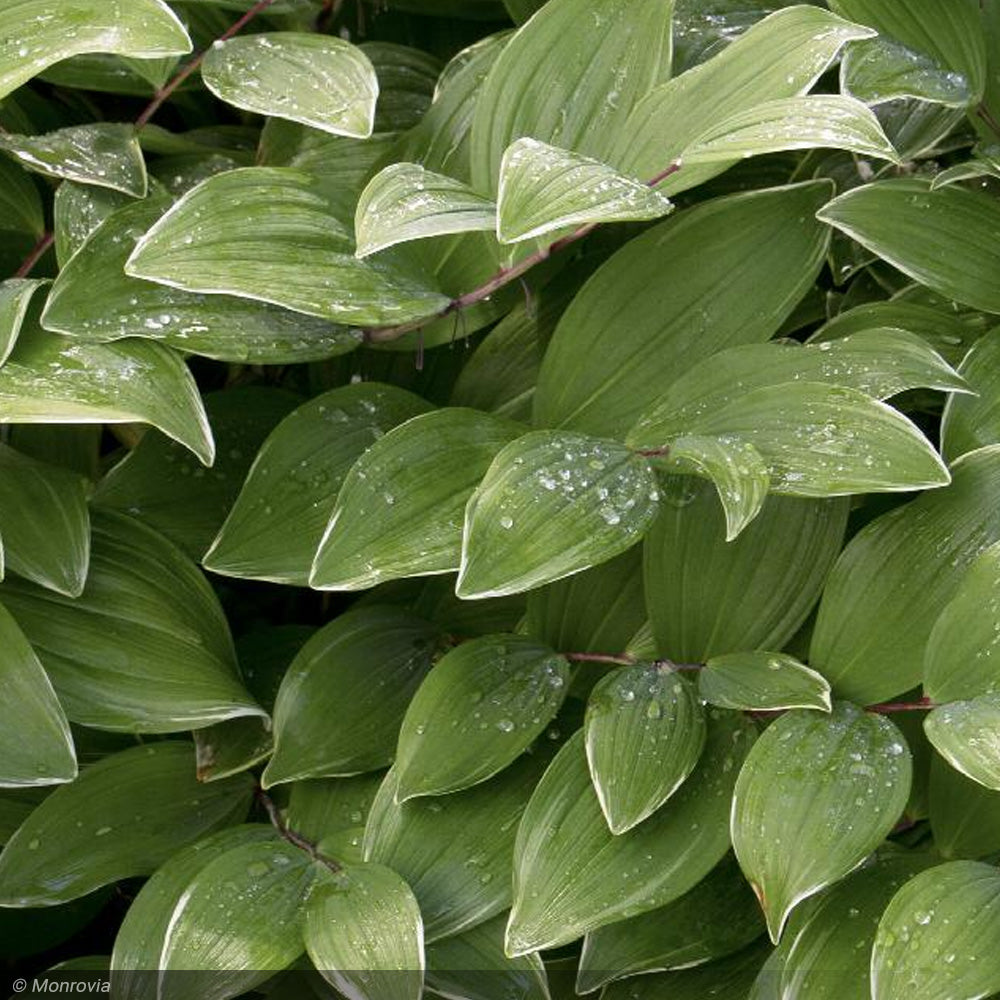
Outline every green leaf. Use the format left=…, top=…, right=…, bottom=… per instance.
left=110, top=825, right=278, bottom=998
left=682, top=95, right=900, bottom=165
left=394, top=635, right=569, bottom=802
left=0, top=742, right=253, bottom=906
left=631, top=382, right=950, bottom=498
left=534, top=182, right=834, bottom=437
left=425, top=912, right=549, bottom=1000
left=157, top=840, right=317, bottom=999
left=576, top=855, right=764, bottom=994
left=0, top=278, right=47, bottom=367
left=311, top=408, right=522, bottom=591
left=872, top=861, right=1000, bottom=1000
left=731, top=702, right=912, bottom=941
left=202, top=33, right=378, bottom=138
left=584, top=664, right=706, bottom=835
left=304, top=862, right=424, bottom=1000
left=364, top=753, right=549, bottom=941
left=496, top=138, right=672, bottom=244
left=0, top=323, right=214, bottom=466
left=42, top=196, right=361, bottom=364
left=457, top=431, right=660, bottom=599
left=616, top=7, right=875, bottom=193
left=700, top=652, right=832, bottom=713
left=663, top=436, right=770, bottom=541
left=354, top=163, right=497, bottom=258
left=53, top=180, right=131, bottom=267
left=831, top=0, right=987, bottom=107
left=264, top=606, right=442, bottom=787
left=0, top=509, right=262, bottom=733
left=0, top=124, right=146, bottom=196
left=929, top=754, right=1000, bottom=860
left=0, top=601, right=75, bottom=788
left=942, top=329, right=1000, bottom=462
left=925, top=696, right=1000, bottom=792
left=469, top=0, right=675, bottom=192
left=286, top=773, right=385, bottom=844
left=205, top=383, right=432, bottom=585
left=0, top=0, right=192, bottom=101
left=93, top=387, right=301, bottom=561
left=0, top=158, right=44, bottom=237
left=817, top=180, right=1000, bottom=315
left=812, top=446, right=1000, bottom=703
left=0, top=442, right=90, bottom=597
left=506, top=711, right=756, bottom=955
left=645, top=481, right=849, bottom=662
left=125, top=167, right=450, bottom=326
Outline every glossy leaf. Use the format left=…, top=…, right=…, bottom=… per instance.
left=584, top=664, right=706, bottom=835
left=264, top=606, right=442, bottom=786
left=42, top=196, right=361, bottom=364
left=925, top=696, right=1000, bottom=791
left=395, top=635, right=567, bottom=801
left=354, top=163, right=497, bottom=258
left=872, top=862, right=1000, bottom=1000
left=0, top=509, right=262, bottom=733
left=496, top=138, right=672, bottom=244
left=0, top=0, right=192, bottom=101
left=0, top=602, right=75, bottom=788
left=0, top=743, right=253, bottom=906
left=304, top=862, right=424, bottom=1000
left=202, top=33, right=378, bottom=137
left=0, top=124, right=146, bottom=196
left=506, top=712, right=757, bottom=955
left=457, top=431, right=660, bottom=599
left=286, top=774, right=385, bottom=845
left=52, top=180, right=132, bottom=267
left=534, top=182, right=834, bottom=437
left=942, top=330, right=1000, bottom=462
left=0, top=323, right=214, bottom=465
left=817, top=180, right=1000, bottom=315
left=700, top=651, right=832, bottom=713
left=812, top=446, right=1000, bottom=703
left=126, top=168, right=450, bottom=326
left=205, top=383, right=432, bottom=585
left=731, top=702, right=912, bottom=941
left=311, top=408, right=521, bottom=591
left=0, top=442, right=90, bottom=596
left=0, top=278, right=46, bottom=366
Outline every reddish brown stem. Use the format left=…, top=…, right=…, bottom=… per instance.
left=135, top=0, right=279, bottom=130
left=565, top=652, right=637, bottom=666
left=866, top=697, right=936, bottom=715
left=14, top=231, right=54, bottom=278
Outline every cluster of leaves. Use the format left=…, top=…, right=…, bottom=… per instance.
left=4, top=0, right=1000, bottom=998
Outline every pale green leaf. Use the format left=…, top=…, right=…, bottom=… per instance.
left=205, top=383, right=432, bottom=585
left=263, top=607, right=442, bottom=787
left=0, top=743, right=253, bottom=906
left=202, top=33, right=378, bottom=138
left=457, top=431, right=660, bottom=599
left=304, top=862, right=424, bottom=1000
left=0, top=0, right=192, bottom=101
left=53, top=180, right=132, bottom=267
left=354, top=163, right=497, bottom=258
left=872, top=862, right=1000, bottom=1000
left=925, top=696, right=1000, bottom=792
left=0, top=278, right=47, bottom=368
left=0, top=323, right=214, bottom=466
left=0, top=124, right=146, bottom=196
left=817, top=179, right=1000, bottom=315
left=0, top=602, right=75, bottom=788
left=929, top=755, right=1000, bottom=861
left=507, top=712, right=756, bottom=955
left=126, top=167, right=450, bottom=326
left=701, top=651, right=832, bottom=713
left=496, top=137, right=672, bottom=244
left=732, top=702, right=912, bottom=941
left=0, top=509, right=262, bottom=733
left=311, top=408, right=521, bottom=591
left=394, top=635, right=569, bottom=802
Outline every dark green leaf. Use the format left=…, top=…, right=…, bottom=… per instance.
left=942, top=329, right=1000, bottom=462
left=0, top=158, right=44, bottom=237
left=0, top=278, right=46, bottom=366
left=929, top=754, right=1000, bottom=860
left=287, top=774, right=385, bottom=845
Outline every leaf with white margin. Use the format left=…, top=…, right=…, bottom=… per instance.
left=0, top=323, right=213, bottom=465
left=0, top=278, right=47, bottom=366
left=202, top=33, right=378, bottom=138
left=700, top=651, right=832, bottom=713
left=355, top=163, right=497, bottom=258
left=731, top=702, right=911, bottom=942
left=496, top=138, right=672, bottom=244
left=0, top=124, right=147, bottom=197
left=925, top=695, right=1000, bottom=792
left=0, top=0, right=192, bottom=102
